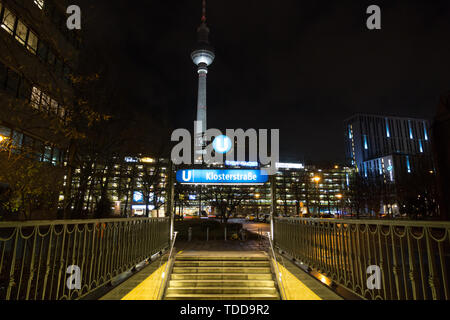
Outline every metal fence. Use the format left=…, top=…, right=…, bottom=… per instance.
left=0, top=217, right=169, bottom=300
left=274, top=217, right=450, bottom=300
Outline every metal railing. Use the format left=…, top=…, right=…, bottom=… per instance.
left=273, top=217, right=450, bottom=300
left=267, top=232, right=287, bottom=300
left=0, top=217, right=169, bottom=300
left=157, top=231, right=178, bottom=300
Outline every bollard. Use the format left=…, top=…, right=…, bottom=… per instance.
left=188, top=227, right=192, bottom=242
left=224, top=227, right=227, bottom=241
left=206, top=227, right=209, bottom=242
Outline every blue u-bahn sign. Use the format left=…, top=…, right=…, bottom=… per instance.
left=176, top=169, right=269, bottom=185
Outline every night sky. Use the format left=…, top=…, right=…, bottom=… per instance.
left=74, top=0, right=450, bottom=163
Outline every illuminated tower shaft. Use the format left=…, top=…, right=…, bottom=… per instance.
left=196, top=67, right=208, bottom=134
left=192, top=0, right=215, bottom=162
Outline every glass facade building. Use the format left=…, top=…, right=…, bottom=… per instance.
left=344, top=114, right=434, bottom=182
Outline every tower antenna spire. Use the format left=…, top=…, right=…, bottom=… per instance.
left=201, top=0, right=207, bottom=23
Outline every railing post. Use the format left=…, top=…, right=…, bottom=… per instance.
left=167, top=162, right=175, bottom=242
left=270, top=175, right=276, bottom=241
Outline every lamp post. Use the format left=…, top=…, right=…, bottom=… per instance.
left=312, top=176, right=321, bottom=216
left=255, top=192, right=261, bottom=221
left=336, top=193, right=343, bottom=218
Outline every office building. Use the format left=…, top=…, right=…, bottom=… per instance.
left=344, top=113, right=433, bottom=182
left=0, top=0, right=80, bottom=164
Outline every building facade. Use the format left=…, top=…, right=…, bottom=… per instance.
left=0, top=0, right=80, bottom=164
left=344, top=114, right=434, bottom=182
left=70, top=155, right=169, bottom=218
left=175, top=162, right=355, bottom=218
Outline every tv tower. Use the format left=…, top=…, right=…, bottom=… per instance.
left=192, top=0, right=215, bottom=163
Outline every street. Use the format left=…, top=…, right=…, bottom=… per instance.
left=228, top=218, right=271, bottom=236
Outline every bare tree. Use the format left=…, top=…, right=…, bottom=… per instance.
left=203, top=185, right=252, bottom=224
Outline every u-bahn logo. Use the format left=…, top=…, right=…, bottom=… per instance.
left=212, top=135, right=232, bottom=154
left=181, top=170, right=192, bottom=182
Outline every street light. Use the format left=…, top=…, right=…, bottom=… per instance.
left=336, top=194, right=343, bottom=217
left=312, top=176, right=321, bottom=216
left=0, top=135, right=9, bottom=150
left=255, top=193, right=261, bottom=221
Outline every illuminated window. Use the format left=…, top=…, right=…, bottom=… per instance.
left=419, top=140, right=423, bottom=153
left=1, top=7, right=16, bottom=35
left=31, top=86, right=42, bottom=109
left=364, top=135, right=368, bottom=150
left=41, top=92, right=50, bottom=112
left=408, top=121, right=413, bottom=139
left=423, top=123, right=428, bottom=141
left=27, top=30, right=38, bottom=54
left=33, top=0, right=45, bottom=10
left=15, top=20, right=27, bottom=45
left=43, top=145, right=52, bottom=162
left=1, top=4, right=39, bottom=55
left=385, top=119, right=390, bottom=138
left=406, top=156, right=411, bottom=173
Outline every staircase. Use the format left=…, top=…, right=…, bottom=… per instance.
left=164, top=252, right=280, bottom=300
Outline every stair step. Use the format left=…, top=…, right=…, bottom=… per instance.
left=170, top=273, right=274, bottom=281
left=172, top=267, right=272, bottom=274
left=163, top=252, right=280, bottom=300
left=169, top=280, right=276, bottom=287
left=167, top=287, right=277, bottom=295
left=174, top=261, right=270, bottom=267
left=165, top=293, right=279, bottom=300
left=176, top=256, right=268, bottom=261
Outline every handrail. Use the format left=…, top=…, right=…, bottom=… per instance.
left=267, top=232, right=287, bottom=300
left=273, top=217, right=450, bottom=300
left=0, top=217, right=170, bottom=300
left=157, top=231, right=178, bottom=300
left=0, top=217, right=162, bottom=227
left=275, top=216, right=450, bottom=228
